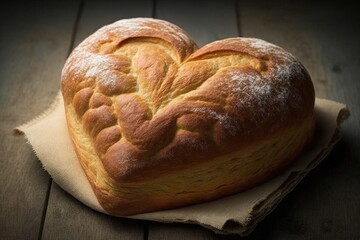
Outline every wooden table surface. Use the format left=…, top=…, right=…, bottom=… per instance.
left=1, top=0, right=359, bottom=239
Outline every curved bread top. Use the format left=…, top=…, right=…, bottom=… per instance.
left=61, top=18, right=315, bottom=182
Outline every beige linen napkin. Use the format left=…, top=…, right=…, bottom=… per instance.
left=15, top=93, right=349, bottom=236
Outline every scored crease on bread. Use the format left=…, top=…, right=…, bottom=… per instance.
left=61, top=18, right=315, bottom=215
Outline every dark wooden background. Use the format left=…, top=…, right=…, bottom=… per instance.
left=1, top=0, right=359, bottom=239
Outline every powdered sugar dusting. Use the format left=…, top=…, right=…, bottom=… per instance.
left=228, top=66, right=297, bottom=119
left=62, top=18, right=195, bottom=84
left=102, top=18, right=193, bottom=49
left=97, top=70, right=121, bottom=91
left=242, top=38, right=279, bottom=55
left=62, top=49, right=124, bottom=93
left=191, top=107, right=237, bottom=134
left=154, top=19, right=193, bottom=46
left=245, top=38, right=304, bottom=80
left=230, top=71, right=273, bottom=111
left=192, top=107, right=228, bottom=123
left=239, top=38, right=304, bottom=109
left=111, top=18, right=155, bottom=35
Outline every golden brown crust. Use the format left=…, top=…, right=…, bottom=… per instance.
left=61, top=18, right=315, bottom=215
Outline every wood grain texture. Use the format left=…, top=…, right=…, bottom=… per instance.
left=42, top=184, right=144, bottom=240
left=41, top=0, right=152, bottom=239
left=0, top=1, right=80, bottom=239
left=72, top=0, right=152, bottom=48
left=238, top=1, right=360, bottom=239
left=155, top=0, right=238, bottom=47
left=148, top=222, right=239, bottom=240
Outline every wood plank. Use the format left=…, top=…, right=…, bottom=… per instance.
left=155, top=0, right=238, bottom=47
left=42, top=184, right=144, bottom=240
left=149, top=1, right=239, bottom=239
left=238, top=1, right=331, bottom=98
left=0, top=1, right=81, bottom=239
left=148, top=222, right=239, bottom=240
left=72, top=0, right=152, bottom=47
left=41, top=0, right=152, bottom=239
left=238, top=1, right=360, bottom=239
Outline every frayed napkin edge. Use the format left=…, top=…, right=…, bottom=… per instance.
left=13, top=92, right=63, bottom=136
left=13, top=96, right=350, bottom=236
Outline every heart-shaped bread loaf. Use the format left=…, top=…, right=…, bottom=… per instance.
left=61, top=18, right=315, bottom=215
